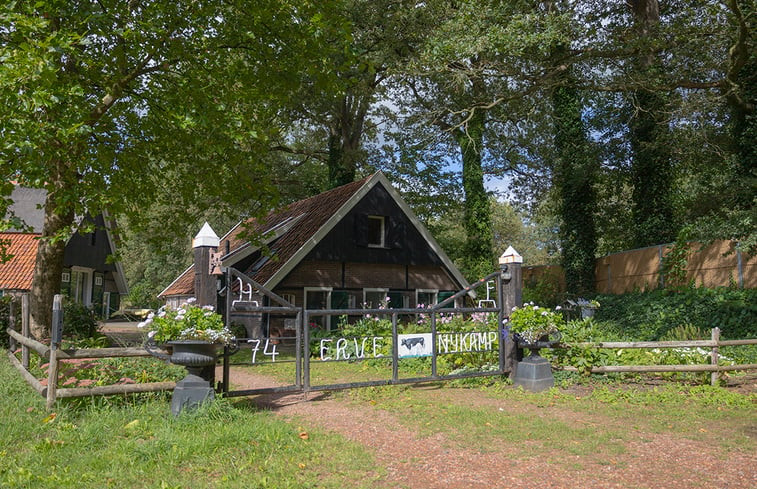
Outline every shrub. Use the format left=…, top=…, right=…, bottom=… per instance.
left=63, top=301, right=99, bottom=339
left=0, top=295, right=15, bottom=348
left=595, top=287, right=757, bottom=340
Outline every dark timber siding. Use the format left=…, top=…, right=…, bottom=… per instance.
left=305, top=185, right=444, bottom=266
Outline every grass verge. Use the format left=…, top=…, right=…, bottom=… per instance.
left=0, top=355, right=380, bottom=489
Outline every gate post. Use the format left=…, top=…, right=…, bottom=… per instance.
left=498, top=247, right=523, bottom=378
left=192, top=222, right=221, bottom=387
left=193, top=222, right=221, bottom=308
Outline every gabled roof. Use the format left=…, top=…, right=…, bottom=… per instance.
left=0, top=232, right=40, bottom=290
left=160, top=172, right=469, bottom=298
left=1, top=185, right=129, bottom=295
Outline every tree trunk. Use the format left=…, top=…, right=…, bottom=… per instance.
left=29, top=180, right=74, bottom=339
left=725, top=0, right=756, bottom=208
left=552, top=75, right=598, bottom=296
left=327, top=87, right=373, bottom=189
left=628, top=0, right=677, bottom=247
left=454, top=96, right=493, bottom=280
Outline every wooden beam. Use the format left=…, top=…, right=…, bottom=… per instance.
left=6, top=351, right=45, bottom=395
left=55, top=382, right=176, bottom=398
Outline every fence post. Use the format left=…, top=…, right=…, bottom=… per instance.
left=711, top=327, right=720, bottom=386
left=21, top=293, right=30, bottom=369
left=46, top=295, right=64, bottom=411
left=499, top=247, right=523, bottom=379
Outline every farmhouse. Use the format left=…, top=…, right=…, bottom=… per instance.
left=0, top=186, right=128, bottom=316
left=159, top=172, right=470, bottom=337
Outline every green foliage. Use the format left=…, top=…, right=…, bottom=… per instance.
left=0, top=295, right=14, bottom=348
left=661, top=226, right=694, bottom=289
left=139, top=300, right=232, bottom=345
left=0, top=356, right=377, bottom=489
left=62, top=301, right=98, bottom=339
left=552, top=78, right=598, bottom=296
left=594, top=287, right=757, bottom=340
left=507, top=302, right=564, bottom=343
left=523, top=274, right=563, bottom=308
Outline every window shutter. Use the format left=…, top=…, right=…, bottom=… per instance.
left=354, top=214, right=369, bottom=246
left=388, top=217, right=405, bottom=249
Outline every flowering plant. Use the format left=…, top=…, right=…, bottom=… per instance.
left=576, top=298, right=600, bottom=309
left=506, top=302, right=563, bottom=344
left=138, top=298, right=234, bottom=345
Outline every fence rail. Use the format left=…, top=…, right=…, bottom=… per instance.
left=5, top=293, right=757, bottom=410
left=554, top=328, right=757, bottom=385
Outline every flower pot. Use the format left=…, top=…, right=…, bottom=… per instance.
left=144, top=339, right=222, bottom=416
left=166, top=340, right=221, bottom=371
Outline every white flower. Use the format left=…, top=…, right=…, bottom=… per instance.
left=147, top=312, right=155, bottom=319
left=137, top=321, right=146, bottom=329
left=555, top=305, right=562, bottom=311
left=186, top=297, right=197, bottom=304
left=147, top=330, right=156, bottom=339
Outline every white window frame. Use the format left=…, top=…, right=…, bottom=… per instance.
left=304, top=287, right=333, bottom=330
left=70, top=266, right=94, bottom=306
left=367, top=215, right=386, bottom=248
left=363, top=288, right=389, bottom=309
left=281, top=293, right=296, bottom=307
left=416, top=289, right=438, bottom=307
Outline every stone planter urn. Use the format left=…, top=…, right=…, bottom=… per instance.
left=512, top=332, right=561, bottom=392
left=145, top=339, right=222, bottom=416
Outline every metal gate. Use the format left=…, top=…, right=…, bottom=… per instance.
left=219, top=268, right=516, bottom=397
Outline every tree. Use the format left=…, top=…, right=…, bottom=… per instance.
left=627, top=0, right=677, bottom=247
left=0, top=1, right=346, bottom=337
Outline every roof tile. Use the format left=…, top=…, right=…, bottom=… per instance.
left=160, top=176, right=371, bottom=297
left=0, top=233, right=40, bottom=290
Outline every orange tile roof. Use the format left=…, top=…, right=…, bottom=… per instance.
left=0, top=233, right=40, bottom=290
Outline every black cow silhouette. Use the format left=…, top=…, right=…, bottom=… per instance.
left=401, top=337, right=425, bottom=350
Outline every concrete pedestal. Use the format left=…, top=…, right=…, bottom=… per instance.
left=170, top=373, right=215, bottom=416
left=512, top=353, right=554, bottom=392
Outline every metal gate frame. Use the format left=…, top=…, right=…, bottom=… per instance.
left=220, top=268, right=515, bottom=397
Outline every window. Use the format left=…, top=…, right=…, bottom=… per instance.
left=367, top=216, right=385, bottom=247
left=281, top=293, right=295, bottom=306
left=363, top=288, right=388, bottom=309
left=416, top=290, right=438, bottom=308
left=387, top=291, right=408, bottom=309
left=330, top=290, right=356, bottom=310
left=69, top=267, right=93, bottom=306
left=305, top=287, right=332, bottom=330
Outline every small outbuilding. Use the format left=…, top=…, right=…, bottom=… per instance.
left=0, top=186, right=128, bottom=317
left=159, top=172, right=470, bottom=337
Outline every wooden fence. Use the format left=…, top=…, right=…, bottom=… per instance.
left=5, top=294, right=174, bottom=410
left=524, top=239, right=756, bottom=294
left=553, top=327, right=757, bottom=386
left=4, top=295, right=757, bottom=411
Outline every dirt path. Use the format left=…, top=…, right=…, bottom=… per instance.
left=223, top=367, right=756, bottom=489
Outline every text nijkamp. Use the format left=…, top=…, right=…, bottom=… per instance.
left=318, top=331, right=498, bottom=361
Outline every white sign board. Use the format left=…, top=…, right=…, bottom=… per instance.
left=398, top=333, right=433, bottom=358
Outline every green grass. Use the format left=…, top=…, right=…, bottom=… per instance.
left=336, top=379, right=756, bottom=465
left=0, top=356, right=380, bottom=489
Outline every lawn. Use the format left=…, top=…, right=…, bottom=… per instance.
left=0, top=355, right=380, bottom=489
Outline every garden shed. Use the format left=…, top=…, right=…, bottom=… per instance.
left=159, top=172, right=470, bottom=337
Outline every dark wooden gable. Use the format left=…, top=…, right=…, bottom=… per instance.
left=305, top=183, right=444, bottom=266
left=63, top=214, right=117, bottom=272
